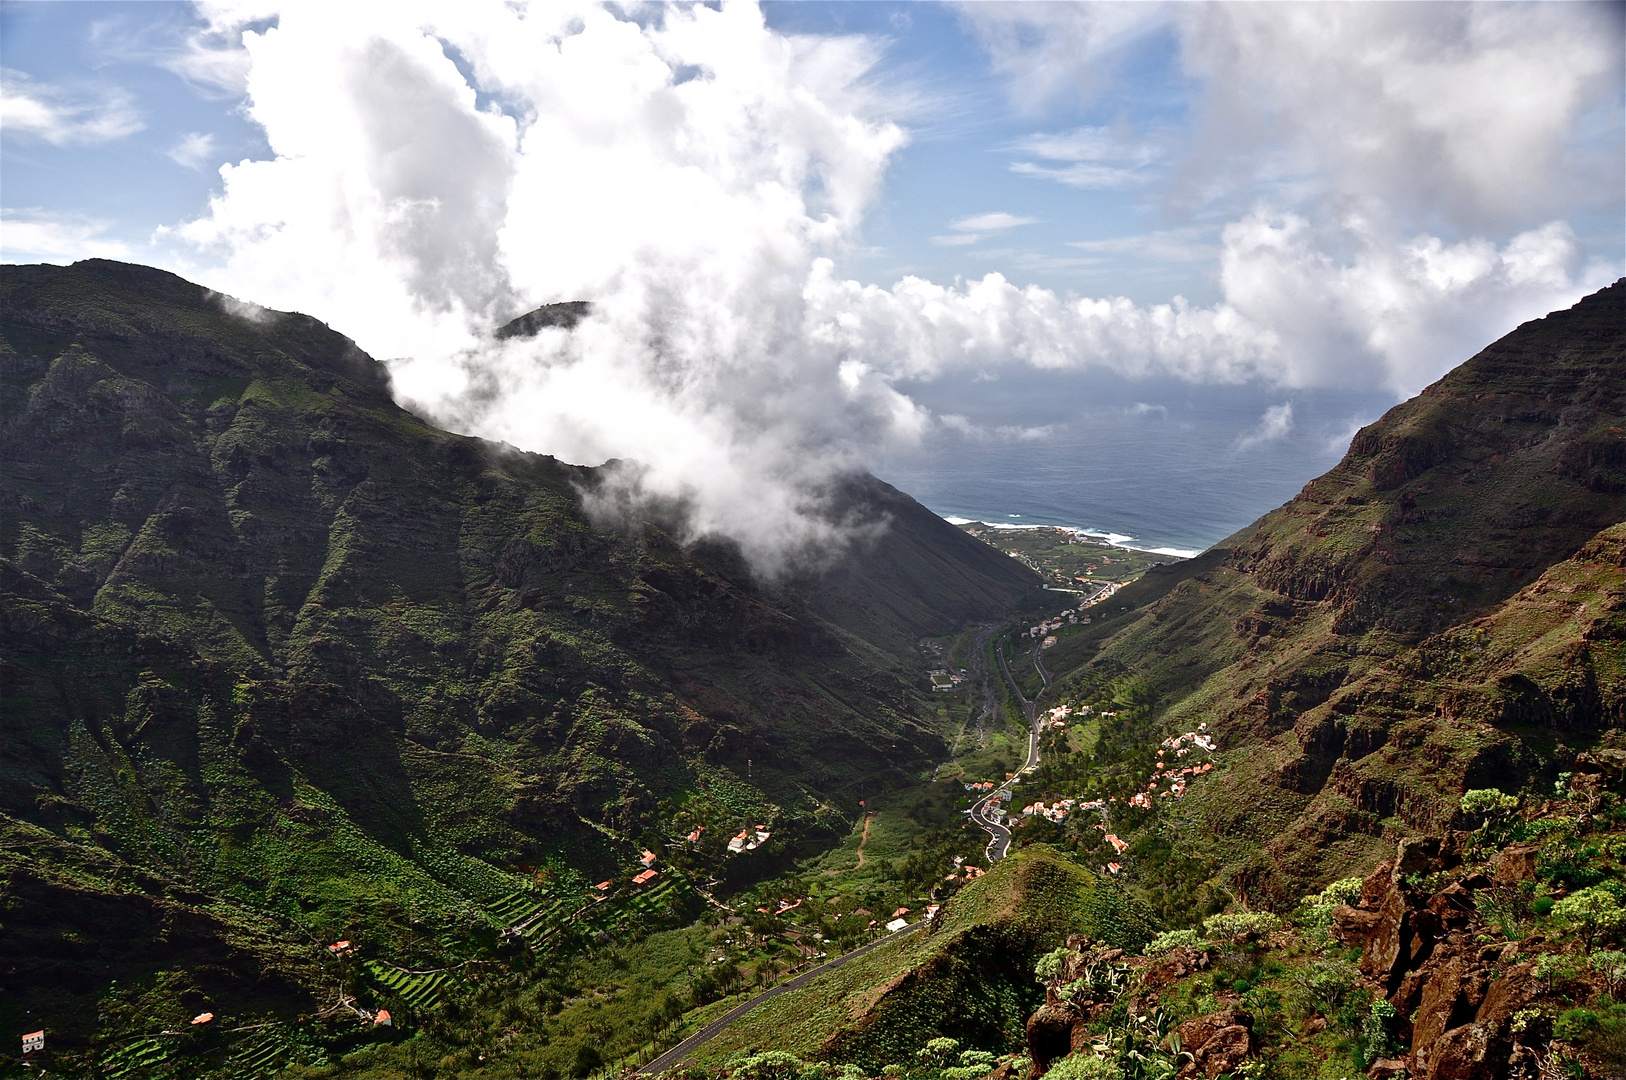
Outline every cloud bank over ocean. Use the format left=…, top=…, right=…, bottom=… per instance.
left=76, top=1, right=1623, bottom=569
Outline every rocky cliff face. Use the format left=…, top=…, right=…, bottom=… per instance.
left=1065, top=281, right=1626, bottom=902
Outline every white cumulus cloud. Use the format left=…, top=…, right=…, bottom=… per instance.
left=161, top=0, right=1619, bottom=571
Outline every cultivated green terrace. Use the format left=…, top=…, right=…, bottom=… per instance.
left=0, top=260, right=1042, bottom=1073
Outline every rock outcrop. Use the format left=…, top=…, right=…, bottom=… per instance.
left=1332, top=839, right=1548, bottom=1080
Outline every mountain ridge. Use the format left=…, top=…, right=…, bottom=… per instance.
left=1040, top=278, right=1626, bottom=904
left=0, top=258, right=1042, bottom=1057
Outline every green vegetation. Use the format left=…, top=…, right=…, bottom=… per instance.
left=0, top=260, right=1040, bottom=1075
left=3, top=263, right=1623, bottom=1079
left=692, top=847, right=1156, bottom=1070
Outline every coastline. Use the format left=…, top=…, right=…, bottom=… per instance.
left=939, top=513, right=1203, bottom=560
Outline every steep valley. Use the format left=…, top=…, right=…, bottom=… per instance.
left=0, top=260, right=1043, bottom=1075
left=3, top=265, right=1625, bottom=1080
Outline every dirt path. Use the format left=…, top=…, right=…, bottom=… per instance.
left=829, top=812, right=876, bottom=876
left=853, top=813, right=874, bottom=869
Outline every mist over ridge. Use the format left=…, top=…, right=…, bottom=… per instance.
left=3, top=1, right=1621, bottom=572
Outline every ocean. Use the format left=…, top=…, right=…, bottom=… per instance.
left=872, top=371, right=1398, bottom=557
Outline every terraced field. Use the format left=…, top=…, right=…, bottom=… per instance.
left=488, top=886, right=553, bottom=929
left=226, top=1031, right=292, bottom=1078
left=363, top=961, right=457, bottom=1009
left=100, top=1036, right=177, bottom=1079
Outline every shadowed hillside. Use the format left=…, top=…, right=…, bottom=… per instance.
left=0, top=259, right=1040, bottom=1057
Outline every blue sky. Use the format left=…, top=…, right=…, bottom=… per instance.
left=2, top=1, right=1220, bottom=301
left=3, top=2, right=1622, bottom=558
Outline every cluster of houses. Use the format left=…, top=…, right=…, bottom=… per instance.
left=591, top=848, right=663, bottom=894
left=631, top=848, right=660, bottom=886
left=929, top=668, right=968, bottom=692
left=1041, top=703, right=1076, bottom=731
left=1021, top=798, right=1076, bottom=823
left=1127, top=725, right=1216, bottom=808
left=728, top=825, right=772, bottom=854
left=944, top=855, right=986, bottom=883
left=963, top=780, right=999, bottom=793
left=1027, top=610, right=1079, bottom=639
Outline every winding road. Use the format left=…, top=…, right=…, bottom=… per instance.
left=966, top=633, right=1050, bottom=862
left=635, top=623, right=1058, bottom=1074
left=636, top=921, right=923, bottom=1075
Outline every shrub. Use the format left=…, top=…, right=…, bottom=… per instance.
left=1034, top=947, right=1071, bottom=985
left=1202, top=912, right=1281, bottom=941
left=1460, top=789, right=1519, bottom=817
left=942, top=1049, right=999, bottom=1080
left=1042, top=1054, right=1121, bottom=1080
left=941, top=1049, right=998, bottom=1080
left=1146, top=929, right=1206, bottom=955
left=734, top=1052, right=807, bottom=1080
left=1590, top=950, right=1626, bottom=995
left=1551, top=886, right=1626, bottom=948
left=1533, top=953, right=1574, bottom=983
left=917, top=1038, right=961, bottom=1069
left=1532, top=896, right=1556, bottom=917
left=1363, top=999, right=1400, bottom=1059
left=1315, top=878, right=1363, bottom=907
left=1554, top=1009, right=1599, bottom=1043
left=1296, top=879, right=1363, bottom=938
left=1287, top=959, right=1354, bottom=1019
left=1510, top=1008, right=1543, bottom=1035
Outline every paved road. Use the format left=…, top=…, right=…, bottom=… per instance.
left=636, top=921, right=923, bottom=1075
left=1033, top=641, right=1052, bottom=689
left=967, top=635, right=1044, bottom=862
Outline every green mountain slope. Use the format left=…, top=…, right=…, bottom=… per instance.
left=0, top=259, right=1040, bottom=1053
left=1041, top=279, right=1626, bottom=905
left=692, top=846, right=1155, bottom=1070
